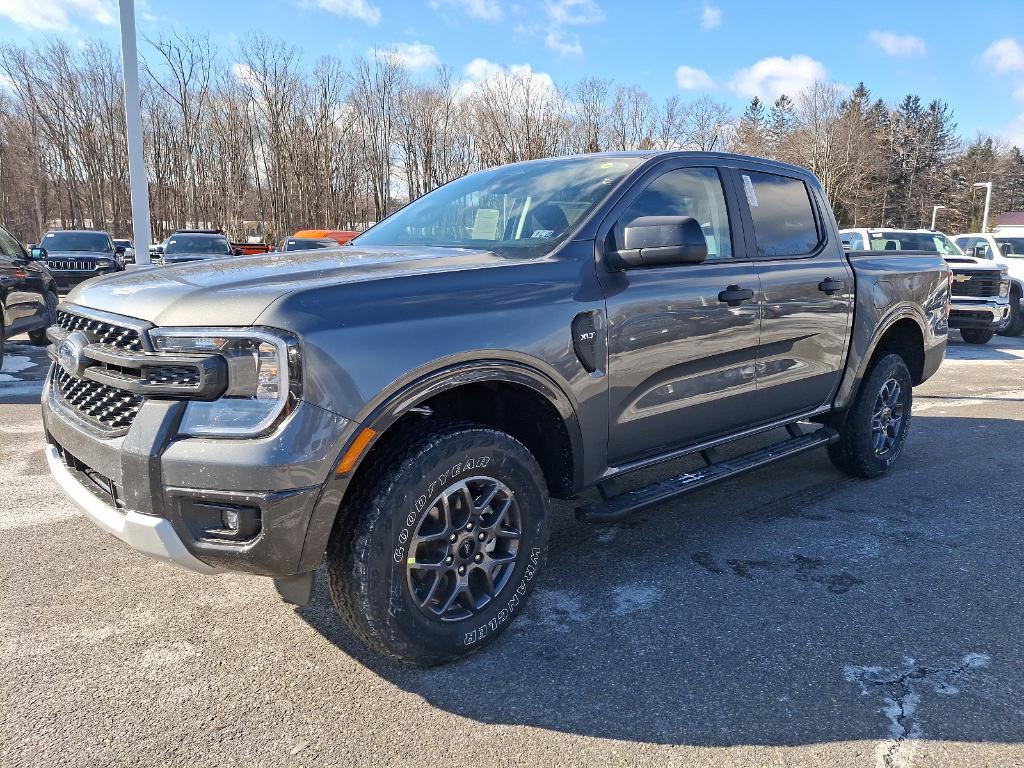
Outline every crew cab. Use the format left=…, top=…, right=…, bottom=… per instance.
left=30, top=230, right=120, bottom=293
left=42, top=152, right=949, bottom=665
left=841, top=228, right=1008, bottom=344
left=0, top=224, right=58, bottom=361
left=952, top=231, right=1024, bottom=336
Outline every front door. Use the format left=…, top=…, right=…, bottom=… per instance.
left=598, top=161, right=762, bottom=466
left=731, top=167, right=854, bottom=418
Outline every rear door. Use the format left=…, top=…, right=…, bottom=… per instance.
left=730, top=167, right=854, bottom=418
left=598, top=159, right=762, bottom=465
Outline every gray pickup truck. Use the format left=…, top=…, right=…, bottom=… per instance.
left=42, top=152, right=949, bottom=664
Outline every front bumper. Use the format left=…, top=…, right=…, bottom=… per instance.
left=948, top=299, right=1009, bottom=329
left=42, top=372, right=355, bottom=577
left=45, top=444, right=219, bottom=574
left=49, top=269, right=117, bottom=292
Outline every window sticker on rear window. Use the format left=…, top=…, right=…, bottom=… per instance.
left=742, top=174, right=758, bottom=207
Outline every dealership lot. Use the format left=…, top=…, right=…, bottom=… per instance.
left=2, top=334, right=1023, bottom=768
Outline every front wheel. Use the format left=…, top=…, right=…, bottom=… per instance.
left=960, top=327, right=995, bottom=345
left=998, top=291, right=1024, bottom=337
left=828, top=353, right=913, bottom=478
left=327, top=425, right=550, bottom=665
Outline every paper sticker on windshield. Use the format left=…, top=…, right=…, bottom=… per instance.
left=741, top=174, right=758, bottom=207
left=471, top=208, right=500, bottom=240
left=531, top=229, right=555, bottom=239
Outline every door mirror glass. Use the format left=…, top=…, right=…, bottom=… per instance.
left=30, top=246, right=47, bottom=260
left=614, top=215, right=708, bottom=268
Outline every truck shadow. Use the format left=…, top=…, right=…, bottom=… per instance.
left=945, top=332, right=1024, bottom=362
left=298, top=414, right=1023, bottom=748
left=0, top=341, right=48, bottom=404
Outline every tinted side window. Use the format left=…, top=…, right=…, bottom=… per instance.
left=742, top=171, right=820, bottom=256
left=0, top=227, right=23, bottom=260
left=617, top=167, right=733, bottom=260
left=849, top=232, right=864, bottom=250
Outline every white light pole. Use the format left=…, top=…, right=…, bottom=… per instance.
left=930, top=205, right=946, bottom=230
left=118, top=0, right=151, bottom=266
left=972, top=182, right=993, bottom=234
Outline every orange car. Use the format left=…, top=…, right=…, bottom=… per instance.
left=293, top=229, right=359, bottom=245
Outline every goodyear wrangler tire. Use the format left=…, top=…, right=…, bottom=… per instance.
left=827, top=353, right=913, bottom=478
left=327, top=425, right=550, bottom=666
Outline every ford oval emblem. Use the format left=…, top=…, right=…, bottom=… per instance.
left=57, top=331, right=90, bottom=378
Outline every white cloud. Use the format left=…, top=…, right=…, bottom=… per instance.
left=231, top=63, right=261, bottom=90
left=1004, top=114, right=1024, bottom=147
left=868, top=30, right=926, bottom=57
left=430, top=0, right=503, bottom=21
left=545, top=30, right=583, bottom=57
left=311, top=0, right=380, bottom=25
left=1014, top=85, right=1024, bottom=104
left=0, top=73, right=15, bottom=92
left=0, top=0, right=114, bottom=30
left=700, top=2, right=721, bottom=30
left=377, top=42, right=440, bottom=71
left=675, top=65, right=715, bottom=90
left=543, top=0, right=603, bottom=25
left=731, top=55, right=828, bottom=101
left=461, top=57, right=557, bottom=98
left=982, top=38, right=1024, bottom=73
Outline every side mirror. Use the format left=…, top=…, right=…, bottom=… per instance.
left=30, top=246, right=47, bottom=260
left=611, top=215, right=708, bottom=269
left=232, top=248, right=243, bottom=256
left=115, top=245, right=126, bottom=255
left=971, top=245, right=988, bottom=259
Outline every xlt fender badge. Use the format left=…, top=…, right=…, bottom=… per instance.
left=571, top=312, right=601, bottom=373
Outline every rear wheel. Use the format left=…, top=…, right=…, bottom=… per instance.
left=27, top=291, right=58, bottom=346
left=960, top=327, right=994, bottom=345
left=828, top=353, right=913, bottom=478
left=327, top=425, right=550, bottom=665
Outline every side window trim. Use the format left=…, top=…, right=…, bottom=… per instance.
left=733, top=166, right=828, bottom=260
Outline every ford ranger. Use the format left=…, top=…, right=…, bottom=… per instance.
left=42, top=152, right=950, bottom=665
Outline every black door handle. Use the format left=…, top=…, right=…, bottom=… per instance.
left=718, top=285, right=754, bottom=306
left=818, top=278, right=844, bottom=295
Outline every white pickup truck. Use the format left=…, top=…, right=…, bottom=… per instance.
left=841, top=228, right=1009, bottom=345
left=952, top=231, right=1024, bottom=337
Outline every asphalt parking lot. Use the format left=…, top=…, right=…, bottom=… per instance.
left=2, top=332, right=1023, bottom=768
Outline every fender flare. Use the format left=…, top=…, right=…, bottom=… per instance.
left=832, top=303, right=929, bottom=412
left=295, top=359, right=585, bottom=573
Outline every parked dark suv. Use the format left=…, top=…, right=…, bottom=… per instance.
left=0, top=224, right=58, bottom=362
left=161, top=230, right=239, bottom=264
left=31, top=230, right=120, bottom=292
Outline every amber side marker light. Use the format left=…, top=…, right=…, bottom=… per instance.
left=337, top=427, right=377, bottom=475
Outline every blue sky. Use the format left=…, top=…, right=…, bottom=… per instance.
left=2, top=0, right=1023, bottom=144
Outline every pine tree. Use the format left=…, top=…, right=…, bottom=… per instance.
left=767, top=94, right=795, bottom=161
left=733, top=97, right=768, bottom=157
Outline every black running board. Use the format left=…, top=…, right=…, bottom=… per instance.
left=576, top=426, right=838, bottom=523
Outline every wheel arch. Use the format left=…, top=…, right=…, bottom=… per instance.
left=296, top=359, right=584, bottom=573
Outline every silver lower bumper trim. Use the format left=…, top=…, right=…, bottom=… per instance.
left=45, top=444, right=219, bottom=574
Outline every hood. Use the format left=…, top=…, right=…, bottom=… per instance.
left=944, top=254, right=1003, bottom=270
left=66, top=245, right=512, bottom=326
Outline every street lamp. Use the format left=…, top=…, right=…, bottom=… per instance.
left=930, top=205, right=946, bottom=230
left=118, top=0, right=151, bottom=266
left=972, top=182, right=993, bottom=234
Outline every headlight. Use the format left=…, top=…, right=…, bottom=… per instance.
left=148, top=327, right=301, bottom=437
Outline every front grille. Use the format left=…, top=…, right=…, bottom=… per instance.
left=56, top=310, right=144, bottom=351
left=47, top=259, right=97, bottom=272
left=53, top=367, right=143, bottom=431
left=143, top=365, right=201, bottom=387
left=951, top=271, right=1001, bottom=298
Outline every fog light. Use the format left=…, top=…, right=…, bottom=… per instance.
left=222, top=508, right=240, bottom=532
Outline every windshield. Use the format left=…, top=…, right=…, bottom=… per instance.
left=43, top=231, right=113, bottom=253
left=353, top=156, right=644, bottom=257
left=869, top=231, right=962, bottom=255
left=164, top=234, right=232, bottom=255
left=284, top=238, right=333, bottom=251
left=995, top=237, right=1024, bottom=258
left=113, top=239, right=132, bottom=248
